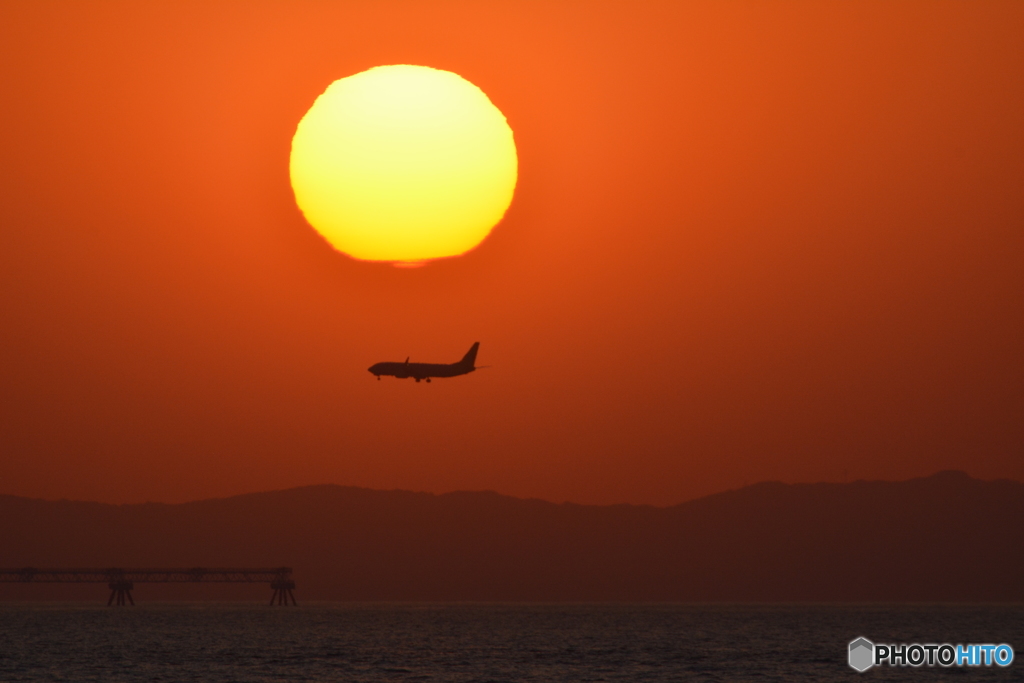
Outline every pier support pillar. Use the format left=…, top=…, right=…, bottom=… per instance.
left=107, top=580, right=134, bottom=606
left=269, top=579, right=297, bottom=605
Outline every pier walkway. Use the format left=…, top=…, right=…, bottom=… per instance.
left=0, top=567, right=296, bottom=605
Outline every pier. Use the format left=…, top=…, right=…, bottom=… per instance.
left=0, top=567, right=296, bottom=605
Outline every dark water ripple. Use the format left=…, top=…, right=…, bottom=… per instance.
left=0, top=603, right=1020, bottom=682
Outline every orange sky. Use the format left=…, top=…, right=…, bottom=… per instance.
left=1, top=1, right=1021, bottom=506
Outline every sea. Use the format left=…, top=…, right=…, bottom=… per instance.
left=0, top=603, right=1020, bottom=682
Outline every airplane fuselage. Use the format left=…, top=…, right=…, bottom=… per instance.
left=368, top=343, right=480, bottom=383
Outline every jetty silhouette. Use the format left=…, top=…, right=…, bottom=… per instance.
left=0, top=567, right=296, bottom=605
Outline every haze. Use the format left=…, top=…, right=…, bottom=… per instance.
left=1, top=1, right=1021, bottom=507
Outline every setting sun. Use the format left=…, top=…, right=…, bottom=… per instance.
left=289, top=65, right=517, bottom=265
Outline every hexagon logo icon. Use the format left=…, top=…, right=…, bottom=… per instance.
left=849, top=637, right=874, bottom=672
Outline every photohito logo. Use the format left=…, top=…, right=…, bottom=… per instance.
left=848, top=637, right=1014, bottom=671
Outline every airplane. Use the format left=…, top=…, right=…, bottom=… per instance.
left=368, top=342, right=480, bottom=383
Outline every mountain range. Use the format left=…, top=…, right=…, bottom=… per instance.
left=1, top=471, right=1020, bottom=601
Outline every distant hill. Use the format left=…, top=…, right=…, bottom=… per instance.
left=1, top=471, right=1021, bottom=601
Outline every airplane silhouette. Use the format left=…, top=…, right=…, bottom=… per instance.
left=368, top=342, right=480, bottom=383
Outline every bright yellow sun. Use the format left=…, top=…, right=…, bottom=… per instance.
left=290, top=65, right=517, bottom=266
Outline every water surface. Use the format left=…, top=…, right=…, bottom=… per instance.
left=0, top=603, right=1020, bottom=681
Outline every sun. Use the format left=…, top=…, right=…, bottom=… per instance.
left=289, top=65, right=517, bottom=266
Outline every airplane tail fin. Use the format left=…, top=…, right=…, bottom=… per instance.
left=459, top=342, right=480, bottom=369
